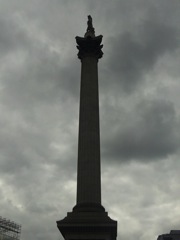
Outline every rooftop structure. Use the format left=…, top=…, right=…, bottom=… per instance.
left=157, top=230, right=180, bottom=240
left=0, top=217, right=21, bottom=240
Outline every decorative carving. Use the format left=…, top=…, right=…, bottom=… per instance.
left=75, top=15, right=103, bottom=59
left=76, top=35, right=103, bottom=59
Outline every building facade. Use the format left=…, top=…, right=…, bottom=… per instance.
left=157, top=231, right=180, bottom=240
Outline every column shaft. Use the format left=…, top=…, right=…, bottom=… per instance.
left=77, top=56, right=101, bottom=205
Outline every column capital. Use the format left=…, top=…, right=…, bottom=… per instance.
left=75, top=35, right=103, bottom=60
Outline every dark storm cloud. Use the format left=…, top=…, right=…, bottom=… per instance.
left=0, top=1, right=80, bottom=114
left=0, top=31, right=79, bottom=111
left=0, top=1, right=180, bottom=240
left=0, top=2, right=79, bottom=197
left=0, top=8, right=78, bottom=238
left=106, top=17, right=179, bottom=92
left=103, top=99, right=179, bottom=161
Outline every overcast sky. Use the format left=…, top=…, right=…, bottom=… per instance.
left=0, top=1, right=180, bottom=240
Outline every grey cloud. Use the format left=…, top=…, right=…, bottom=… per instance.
left=0, top=1, right=179, bottom=240
left=102, top=157, right=180, bottom=240
left=106, top=18, right=179, bottom=93
left=0, top=16, right=27, bottom=56
left=1, top=39, right=79, bottom=111
left=0, top=1, right=80, bottom=113
left=102, top=99, right=179, bottom=161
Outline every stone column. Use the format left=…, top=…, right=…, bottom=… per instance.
left=57, top=17, right=117, bottom=240
left=75, top=34, right=103, bottom=209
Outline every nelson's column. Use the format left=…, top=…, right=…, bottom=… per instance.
left=57, top=16, right=117, bottom=240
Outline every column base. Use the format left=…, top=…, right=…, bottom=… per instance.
left=57, top=204, right=117, bottom=240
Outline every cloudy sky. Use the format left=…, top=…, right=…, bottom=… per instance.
left=0, top=1, right=180, bottom=240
